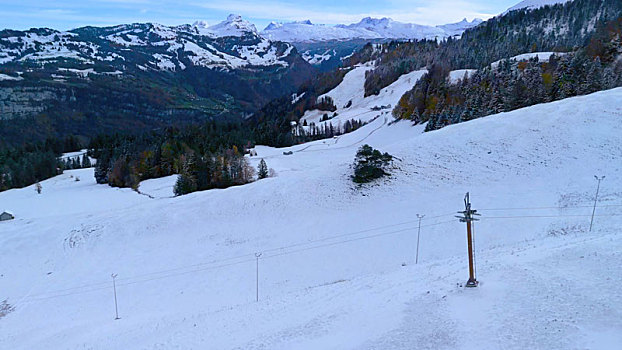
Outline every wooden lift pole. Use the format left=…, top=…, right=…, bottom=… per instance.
left=466, top=216, right=476, bottom=286
left=457, top=192, right=480, bottom=288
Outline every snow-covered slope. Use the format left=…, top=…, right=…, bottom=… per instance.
left=197, top=14, right=259, bottom=37
left=449, top=69, right=477, bottom=83
left=1, top=87, right=622, bottom=349
left=506, top=0, right=572, bottom=13
left=300, top=63, right=426, bottom=127
left=0, top=73, right=23, bottom=81
left=261, top=17, right=483, bottom=43
left=0, top=15, right=295, bottom=72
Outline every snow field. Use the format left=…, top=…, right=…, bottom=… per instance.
left=449, top=69, right=476, bottom=83
left=301, top=65, right=427, bottom=128
left=0, top=87, right=621, bottom=348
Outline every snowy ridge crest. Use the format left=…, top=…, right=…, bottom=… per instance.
left=261, top=17, right=483, bottom=43
left=505, top=0, right=572, bottom=13
left=0, top=15, right=296, bottom=72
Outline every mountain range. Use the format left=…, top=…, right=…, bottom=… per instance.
left=0, top=15, right=294, bottom=72
left=260, top=17, right=482, bottom=71
left=261, top=17, right=483, bottom=43
left=0, top=15, right=316, bottom=144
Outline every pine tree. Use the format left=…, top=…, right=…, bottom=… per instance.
left=94, top=159, right=110, bottom=184
left=81, top=154, right=92, bottom=168
left=351, top=145, right=393, bottom=183
left=173, top=173, right=197, bottom=196
left=174, top=154, right=198, bottom=196
left=257, top=159, right=268, bottom=179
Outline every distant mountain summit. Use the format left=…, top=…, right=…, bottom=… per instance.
left=261, top=17, right=483, bottom=43
left=204, top=14, right=259, bottom=37
left=336, top=17, right=444, bottom=39
left=437, top=18, right=485, bottom=37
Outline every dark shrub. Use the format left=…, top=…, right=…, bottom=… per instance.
left=351, top=144, right=393, bottom=183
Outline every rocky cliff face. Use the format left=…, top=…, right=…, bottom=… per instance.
left=0, top=87, right=62, bottom=120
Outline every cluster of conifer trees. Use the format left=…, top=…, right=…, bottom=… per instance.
left=89, top=114, right=368, bottom=194
left=0, top=136, right=82, bottom=191
left=173, top=148, right=254, bottom=196
left=315, top=96, right=337, bottom=111
left=90, top=122, right=254, bottom=190
left=351, top=144, right=393, bottom=184
left=298, top=118, right=365, bottom=140
left=363, top=0, right=622, bottom=97
left=62, top=154, right=92, bottom=170
left=393, top=16, right=622, bottom=130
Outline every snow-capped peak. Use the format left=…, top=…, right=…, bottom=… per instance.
left=261, top=16, right=483, bottom=43
left=340, top=17, right=445, bottom=40
left=208, top=14, right=258, bottom=37
left=455, top=18, right=478, bottom=26
left=353, top=17, right=394, bottom=29
left=437, top=18, right=484, bottom=36
left=264, top=21, right=282, bottom=31
left=226, top=14, right=243, bottom=22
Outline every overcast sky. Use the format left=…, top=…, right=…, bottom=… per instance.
left=0, top=0, right=519, bottom=31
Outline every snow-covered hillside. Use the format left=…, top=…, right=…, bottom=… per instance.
left=261, top=17, right=483, bottom=43
left=300, top=63, right=426, bottom=128
left=506, top=0, right=572, bottom=13
left=0, top=15, right=295, bottom=72
left=1, top=83, right=621, bottom=349
left=449, top=69, right=477, bottom=83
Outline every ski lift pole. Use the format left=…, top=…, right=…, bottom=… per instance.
left=415, top=214, right=424, bottom=264
left=590, top=175, right=605, bottom=232
left=456, top=192, right=480, bottom=287
left=111, top=273, right=120, bottom=320
left=255, top=253, right=262, bottom=302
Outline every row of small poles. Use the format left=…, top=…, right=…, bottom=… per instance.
left=107, top=175, right=607, bottom=318
left=108, top=253, right=263, bottom=320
